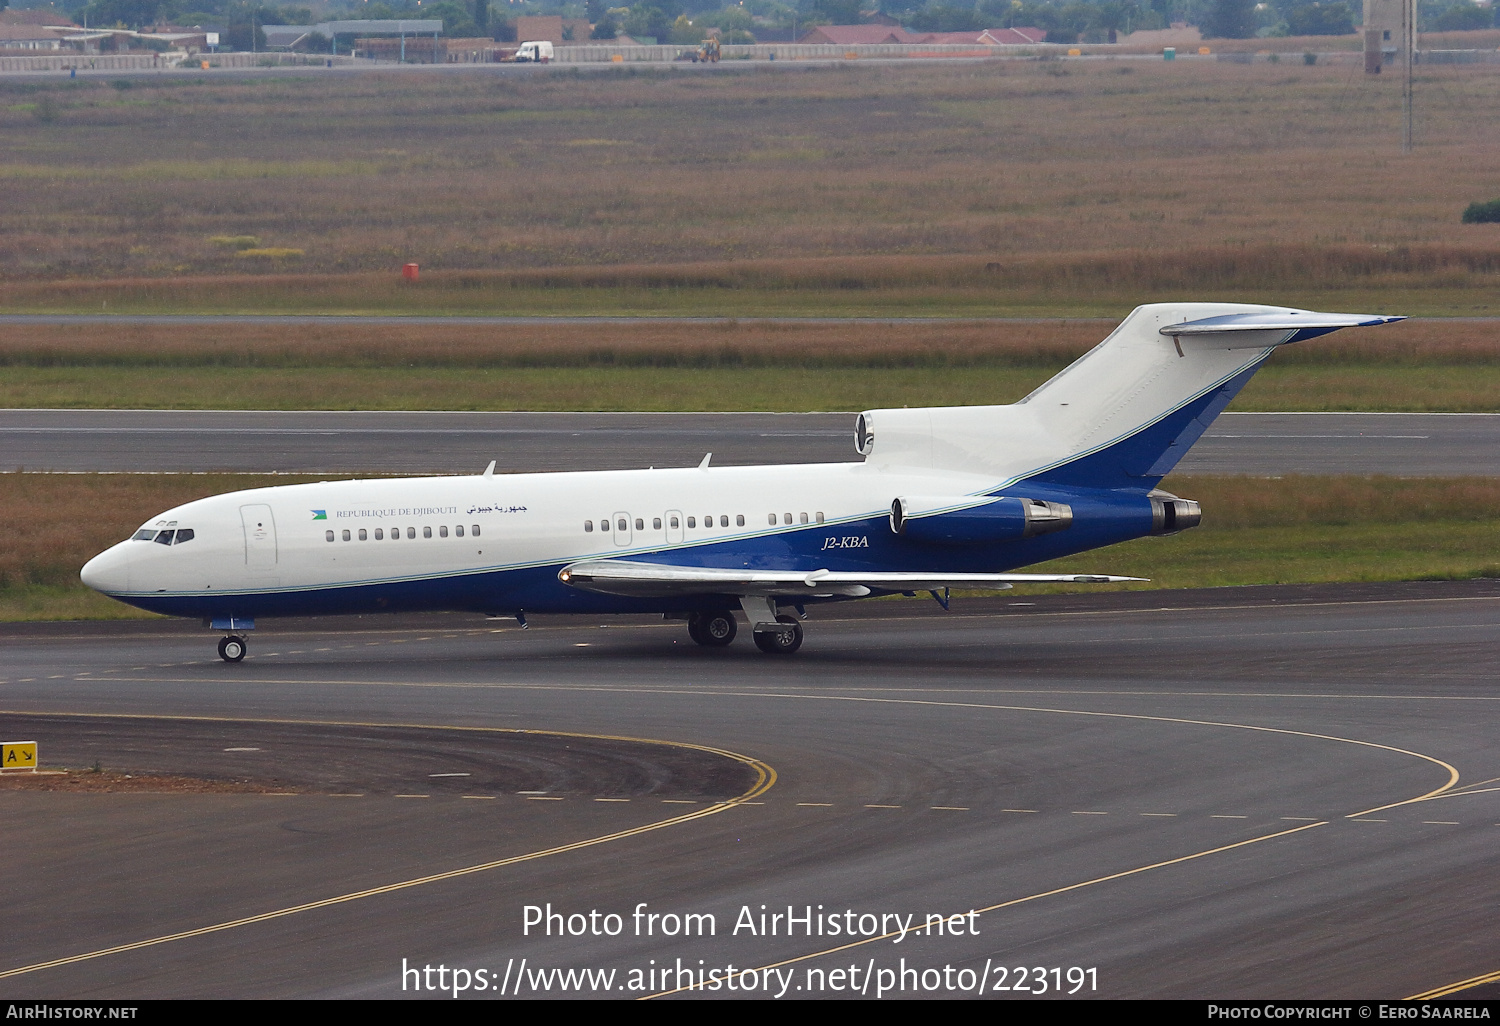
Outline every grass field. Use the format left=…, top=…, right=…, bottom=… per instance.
left=4, top=60, right=1497, bottom=619
left=1, top=60, right=1499, bottom=314
left=7, top=472, right=1500, bottom=622
left=2, top=251, right=1498, bottom=318
left=0, top=317, right=1495, bottom=412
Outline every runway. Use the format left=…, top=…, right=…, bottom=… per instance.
left=1, top=583, right=1497, bottom=998
left=5, top=410, right=1499, bottom=476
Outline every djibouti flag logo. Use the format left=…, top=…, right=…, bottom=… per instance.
left=311, top=510, right=327, bottom=520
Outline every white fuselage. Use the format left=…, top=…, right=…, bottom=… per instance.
left=81, top=460, right=995, bottom=611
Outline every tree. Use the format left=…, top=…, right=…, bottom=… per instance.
left=1285, top=1, right=1353, bottom=34
left=292, top=30, right=331, bottom=51
left=1146, top=0, right=1178, bottom=29
left=693, top=6, right=753, bottom=29
left=624, top=3, right=673, bottom=40
left=1027, top=2, right=1095, bottom=42
left=668, top=13, right=703, bottom=41
left=473, top=0, right=488, bottom=32
left=1431, top=1, right=1493, bottom=30
left=591, top=13, right=619, bottom=36
left=640, top=0, right=683, bottom=19
left=423, top=0, right=480, bottom=36
left=1202, top=0, right=1257, bottom=37
left=1462, top=198, right=1500, bottom=223
left=880, top=0, right=922, bottom=19
left=1094, top=0, right=1140, bottom=32
left=812, top=0, right=863, bottom=23
left=910, top=2, right=981, bottom=31
left=79, top=0, right=164, bottom=29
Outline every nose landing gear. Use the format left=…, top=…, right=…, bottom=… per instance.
left=208, top=617, right=254, bottom=662
left=217, top=635, right=247, bottom=662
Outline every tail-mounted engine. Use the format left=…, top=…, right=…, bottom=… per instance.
left=1149, top=491, right=1202, bottom=535
left=890, top=495, right=1073, bottom=547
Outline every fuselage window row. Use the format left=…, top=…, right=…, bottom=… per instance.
left=582, top=512, right=825, bottom=534
left=326, top=525, right=482, bottom=542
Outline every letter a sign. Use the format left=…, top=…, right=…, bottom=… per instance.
left=1, top=741, right=37, bottom=773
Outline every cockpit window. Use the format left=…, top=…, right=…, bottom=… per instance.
left=137, top=527, right=193, bottom=545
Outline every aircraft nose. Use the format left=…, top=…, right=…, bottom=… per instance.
left=81, top=545, right=131, bottom=594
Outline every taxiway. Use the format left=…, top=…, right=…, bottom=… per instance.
left=1, top=584, right=1497, bottom=998
left=4, top=410, right=1496, bottom=476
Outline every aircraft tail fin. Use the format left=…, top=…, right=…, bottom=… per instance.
left=857, top=303, right=1402, bottom=490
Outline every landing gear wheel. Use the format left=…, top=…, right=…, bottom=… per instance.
left=687, top=611, right=737, bottom=647
left=753, top=615, right=804, bottom=655
left=217, top=635, right=246, bottom=663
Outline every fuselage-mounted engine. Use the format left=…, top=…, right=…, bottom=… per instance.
left=890, top=495, right=1073, bottom=546
left=1149, top=490, right=1202, bottom=535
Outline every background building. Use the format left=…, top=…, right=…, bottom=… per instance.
left=1365, top=0, right=1409, bottom=72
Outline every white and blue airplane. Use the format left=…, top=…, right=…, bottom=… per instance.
left=81, top=303, right=1402, bottom=661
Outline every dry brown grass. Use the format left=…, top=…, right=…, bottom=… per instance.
left=0, top=318, right=1100, bottom=368
left=2, top=244, right=1498, bottom=316
left=1160, top=474, right=1500, bottom=527
left=0, top=59, right=1497, bottom=309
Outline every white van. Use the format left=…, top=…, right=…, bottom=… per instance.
left=515, top=40, right=553, bottom=62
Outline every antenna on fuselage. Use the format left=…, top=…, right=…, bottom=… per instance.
left=482, top=460, right=495, bottom=478
left=698, top=453, right=712, bottom=470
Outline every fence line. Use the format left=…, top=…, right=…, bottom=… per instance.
left=552, top=41, right=1057, bottom=62
left=3, top=43, right=1492, bottom=73
left=0, top=52, right=360, bottom=72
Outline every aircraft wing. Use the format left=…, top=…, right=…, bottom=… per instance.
left=558, top=560, right=1144, bottom=598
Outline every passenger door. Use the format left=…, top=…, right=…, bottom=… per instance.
left=240, top=504, right=278, bottom=569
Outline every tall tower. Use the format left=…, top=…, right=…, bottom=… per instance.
left=1363, top=0, right=1405, bottom=73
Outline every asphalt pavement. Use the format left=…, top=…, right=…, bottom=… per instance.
left=1, top=586, right=1497, bottom=998
left=4, top=410, right=1496, bottom=476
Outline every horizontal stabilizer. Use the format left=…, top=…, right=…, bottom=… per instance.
left=1160, top=311, right=1405, bottom=339
left=560, top=560, right=1143, bottom=599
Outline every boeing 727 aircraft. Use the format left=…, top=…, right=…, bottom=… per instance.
left=81, top=303, right=1402, bottom=661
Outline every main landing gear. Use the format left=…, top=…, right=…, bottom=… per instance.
left=752, top=615, right=804, bottom=655
left=217, top=635, right=247, bottom=663
left=685, top=607, right=805, bottom=654
left=687, top=611, right=737, bottom=647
